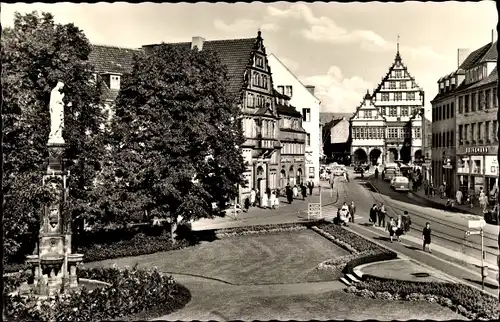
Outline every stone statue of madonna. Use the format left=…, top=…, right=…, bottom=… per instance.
left=48, top=81, right=65, bottom=144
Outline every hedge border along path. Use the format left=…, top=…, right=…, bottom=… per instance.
left=345, top=275, right=499, bottom=320
left=3, top=266, right=191, bottom=322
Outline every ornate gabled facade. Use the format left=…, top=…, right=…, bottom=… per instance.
left=91, top=32, right=284, bottom=202
left=370, top=46, right=425, bottom=164
left=267, top=53, right=322, bottom=183
left=275, top=89, right=307, bottom=187
left=351, top=91, right=386, bottom=165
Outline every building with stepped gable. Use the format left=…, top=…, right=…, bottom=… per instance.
left=90, top=31, right=309, bottom=203
left=351, top=43, right=425, bottom=166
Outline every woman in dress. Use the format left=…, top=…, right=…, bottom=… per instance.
left=387, top=217, right=397, bottom=243
left=269, top=191, right=276, bottom=210
left=395, top=214, right=403, bottom=242
left=261, top=192, right=268, bottom=209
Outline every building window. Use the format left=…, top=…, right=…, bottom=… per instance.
left=380, top=107, right=386, bottom=115
left=494, top=87, right=498, bottom=107
left=407, top=92, right=415, bottom=100
left=485, top=89, right=491, bottom=109
left=306, top=133, right=311, bottom=146
left=110, top=75, right=120, bottom=90
left=253, top=73, right=259, bottom=86
left=485, top=121, right=490, bottom=142
left=395, top=70, right=402, bottom=78
left=382, top=93, right=389, bottom=101
left=471, top=93, right=476, bottom=111
left=277, top=85, right=284, bottom=94
left=458, top=96, right=463, bottom=114
left=364, top=110, right=372, bottom=118
left=388, top=128, right=398, bottom=139
left=400, top=81, right=407, bottom=89
left=256, top=56, right=263, bottom=68
left=464, top=94, right=469, bottom=113
left=302, top=108, right=311, bottom=122
left=247, top=93, right=254, bottom=107
left=458, top=125, right=463, bottom=144
left=394, top=92, right=402, bottom=101
left=450, top=102, right=454, bottom=118
left=262, top=75, right=268, bottom=89
left=389, top=81, right=396, bottom=89
left=471, top=123, right=476, bottom=142
left=389, top=107, right=397, bottom=117
left=285, top=86, right=293, bottom=97
left=401, top=107, right=409, bottom=116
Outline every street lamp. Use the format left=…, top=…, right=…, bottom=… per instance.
left=465, top=218, right=487, bottom=292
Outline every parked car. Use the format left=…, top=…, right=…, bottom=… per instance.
left=390, top=176, right=410, bottom=192
left=383, top=168, right=397, bottom=181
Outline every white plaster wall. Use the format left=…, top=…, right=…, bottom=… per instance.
left=268, top=54, right=321, bottom=183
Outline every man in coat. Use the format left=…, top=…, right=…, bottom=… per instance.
left=348, top=201, right=356, bottom=223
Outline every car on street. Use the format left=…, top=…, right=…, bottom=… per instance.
left=353, top=163, right=366, bottom=174
left=390, top=176, right=410, bottom=192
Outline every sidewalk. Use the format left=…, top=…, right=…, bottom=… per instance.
left=410, top=188, right=486, bottom=217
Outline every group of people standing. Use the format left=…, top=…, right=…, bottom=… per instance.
left=336, top=201, right=356, bottom=226
left=246, top=181, right=317, bottom=210
left=369, top=204, right=413, bottom=243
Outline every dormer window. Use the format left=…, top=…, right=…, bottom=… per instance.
left=110, top=75, right=121, bottom=90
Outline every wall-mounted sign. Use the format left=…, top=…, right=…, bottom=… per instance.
left=465, top=147, right=488, bottom=154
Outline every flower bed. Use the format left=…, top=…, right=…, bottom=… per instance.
left=315, top=222, right=382, bottom=253
left=345, top=276, right=498, bottom=320
left=4, top=231, right=191, bottom=273
left=4, top=266, right=191, bottom=321
left=214, top=221, right=322, bottom=239
left=312, top=223, right=397, bottom=274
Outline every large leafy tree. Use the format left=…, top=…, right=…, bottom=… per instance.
left=104, top=44, right=246, bottom=228
left=2, top=12, right=106, bottom=259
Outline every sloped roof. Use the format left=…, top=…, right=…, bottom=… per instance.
left=466, top=65, right=498, bottom=90
left=144, top=38, right=257, bottom=94
left=273, top=88, right=291, bottom=100
left=372, top=51, right=423, bottom=95
left=89, top=44, right=142, bottom=74
left=479, top=42, right=497, bottom=62
left=459, top=43, right=491, bottom=70
left=277, top=104, right=301, bottom=117
left=319, top=112, right=353, bottom=124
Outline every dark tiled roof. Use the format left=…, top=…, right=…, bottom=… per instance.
left=319, top=112, right=353, bottom=124
left=273, top=89, right=291, bottom=100
left=277, top=104, right=301, bottom=117
left=459, top=43, right=491, bottom=70
left=89, top=45, right=142, bottom=74
left=145, top=38, right=257, bottom=94
left=479, top=42, right=497, bottom=63
left=466, top=66, right=498, bottom=90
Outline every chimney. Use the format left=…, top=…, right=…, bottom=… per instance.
left=306, top=85, right=315, bottom=95
left=457, top=48, right=471, bottom=69
left=191, top=36, right=205, bottom=51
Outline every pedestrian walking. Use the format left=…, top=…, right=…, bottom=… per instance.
left=270, top=191, right=276, bottom=210
left=250, top=189, right=256, bottom=207
left=339, top=202, right=350, bottom=226
left=369, top=204, right=378, bottom=226
left=261, top=192, right=268, bottom=209
left=293, top=185, right=298, bottom=199
left=422, top=222, right=432, bottom=253
left=387, top=217, right=397, bottom=242
left=301, top=184, right=307, bottom=200
left=377, top=204, right=386, bottom=228
left=286, top=185, right=293, bottom=204
left=349, top=201, right=356, bottom=223
left=395, top=214, right=403, bottom=242
left=402, top=211, right=412, bottom=233
left=256, top=189, right=261, bottom=207
left=308, top=181, right=314, bottom=195
left=274, top=190, right=280, bottom=209
left=374, top=167, right=379, bottom=179
left=456, top=189, right=463, bottom=205
left=244, top=197, right=250, bottom=212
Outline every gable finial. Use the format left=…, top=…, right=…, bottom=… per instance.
left=397, top=34, right=400, bottom=53
left=257, top=28, right=262, bottom=38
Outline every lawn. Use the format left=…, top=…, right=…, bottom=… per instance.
left=154, top=280, right=467, bottom=321
left=85, top=230, right=349, bottom=285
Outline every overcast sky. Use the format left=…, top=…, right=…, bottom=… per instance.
left=2, top=1, right=497, bottom=114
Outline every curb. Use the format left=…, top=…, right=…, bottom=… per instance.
left=352, top=258, right=404, bottom=281
left=408, top=191, right=483, bottom=217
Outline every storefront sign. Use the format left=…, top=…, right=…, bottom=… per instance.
left=485, top=155, right=499, bottom=176
left=465, top=147, right=488, bottom=154
left=294, top=157, right=304, bottom=163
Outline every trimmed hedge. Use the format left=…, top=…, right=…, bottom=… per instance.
left=316, top=222, right=382, bottom=253
left=346, top=276, right=499, bottom=320
left=342, top=251, right=398, bottom=274
left=5, top=229, right=191, bottom=273
left=215, top=222, right=309, bottom=238
left=4, top=266, right=191, bottom=321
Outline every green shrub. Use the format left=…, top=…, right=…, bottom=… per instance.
left=355, top=276, right=499, bottom=320
left=343, top=251, right=398, bottom=274
left=4, top=266, right=191, bottom=321
left=316, top=223, right=384, bottom=253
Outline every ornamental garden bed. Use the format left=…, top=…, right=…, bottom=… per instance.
left=4, top=266, right=191, bottom=321
left=345, top=275, right=499, bottom=320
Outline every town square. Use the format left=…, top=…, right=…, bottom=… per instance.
left=1, top=1, right=499, bottom=321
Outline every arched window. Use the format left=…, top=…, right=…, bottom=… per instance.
left=247, top=94, right=254, bottom=107
left=262, top=75, right=268, bottom=89
left=253, top=73, right=258, bottom=86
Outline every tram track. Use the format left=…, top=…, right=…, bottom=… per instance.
left=359, top=178, right=498, bottom=258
